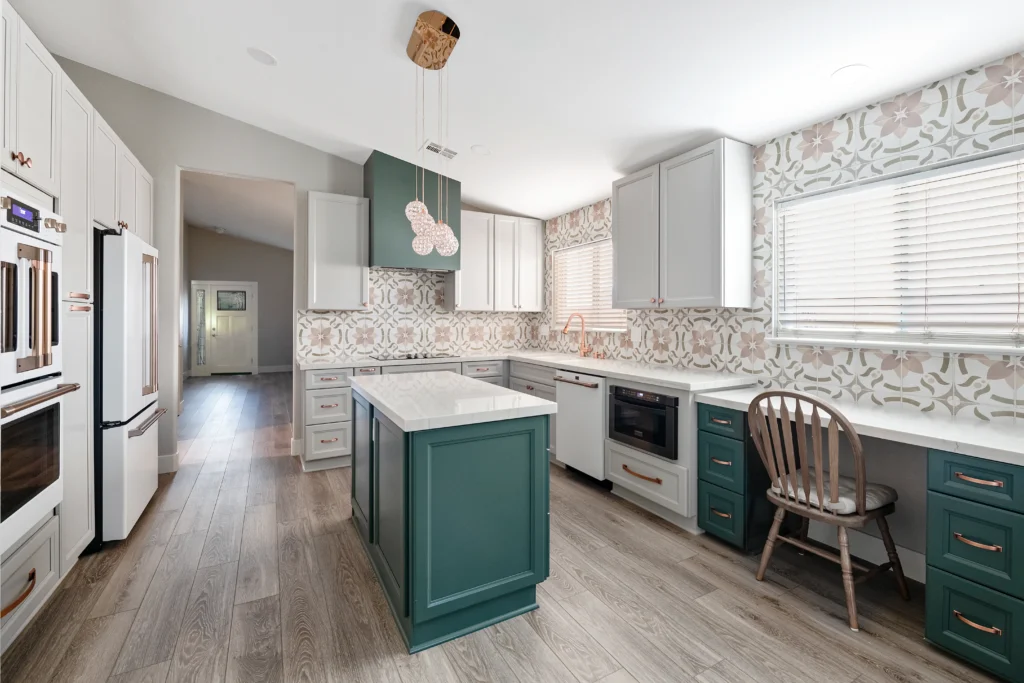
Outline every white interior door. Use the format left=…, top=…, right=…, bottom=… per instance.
left=190, top=282, right=258, bottom=376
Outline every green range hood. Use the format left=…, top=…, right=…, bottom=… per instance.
left=364, top=150, right=461, bottom=270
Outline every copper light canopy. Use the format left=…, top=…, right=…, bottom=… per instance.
left=406, top=10, right=460, bottom=70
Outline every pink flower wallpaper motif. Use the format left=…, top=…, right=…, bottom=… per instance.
left=798, top=122, right=840, bottom=161
left=979, top=53, right=1024, bottom=108
left=875, top=91, right=927, bottom=138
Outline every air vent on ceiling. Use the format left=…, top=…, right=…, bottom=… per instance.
left=422, top=140, right=458, bottom=159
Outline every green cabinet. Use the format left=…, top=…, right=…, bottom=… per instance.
left=374, top=412, right=408, bottom=616
left=352, top=392, right=373, bottom=543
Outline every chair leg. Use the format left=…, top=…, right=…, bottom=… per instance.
left=756, top=507, right=786, bottom=581
left=877, top=516, right=910, bottom=601
left=837, top=527, right=859, bottom=631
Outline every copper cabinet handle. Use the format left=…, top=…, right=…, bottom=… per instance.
left=650, top=297, right=656, bottom=303
left=320, top=403, right=339, bottom=409
left=358, top=368, right=375, bottom=373
left=658, top=298, right=664, bottom=304
left=954, top=532, right=1003, bottom=552
left=553, top=376, right=599, bottom=389
left=710, top=458, right=732, bottom=466
left=0, top=569, right=36, bottom=618
left=710, top=508, right=732, bottom=519
left=954, top=472, right=1004, bottom=488
left=362, top=302, right=368, bottom=307
left=1, top=383, right=80, bottom=418
left=319, top=376, right=339, bottom=381
left=320, top=437, right=339, bottom=444
left=68, top=292, right=90, bottom=300
left=526, top=385, right=534, bottom=391
left=10, top=151, right=31, bottom=168
left=622, top=464, right=662, bottom=485
left=710, top=417, right=732, bottom=426
left=476, top=368, right=489, bottom=372
left=953, top=610, right=1002, bottom=636
left=69, top=305, right=91, bottom=312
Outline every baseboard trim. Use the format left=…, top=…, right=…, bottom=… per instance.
left=808, top=522, right=926, bottom=584
left=300, top=454, right=351, bottom=472
left=610, top=484, right=703, bottom=536
left=291, top=438, right=303, bottom=456
left=158, top=452, right=179, bottom=474
left=260, top=365, right=291, bottom=374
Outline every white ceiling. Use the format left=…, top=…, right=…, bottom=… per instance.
left=181, top=171, right=295, bottom=250
left=16, top=0, right=1024, bottom=219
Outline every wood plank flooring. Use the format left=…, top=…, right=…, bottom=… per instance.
left=0, top=373, right=1002, bottom=683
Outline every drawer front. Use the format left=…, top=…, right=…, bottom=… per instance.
left=474, top=376, right=503, bottom=386
left=927, top=491, right=1024, bottom=599
left=698, top=480, right=745, bottom=548
left=381, top=363, right=461, bottom=375
left=352, top=366, right=381, bottom=378
left=462, top=361, right=504, bottom=377
left=509, top=362, right=556, bottom=388
left=926, top=566, right=1024, bottom=682
left=1, top=516, right=60, bottom=646
left=928, top=450, right=1023, bottom=513
left=305, top=388, right=353, bottom=425
left=697, top=404, right=747, bottom=441
left=698, top=432, right=746, bottom=495
left=605, top=440, right=687, bottom=515
left=510, top=377, right=537, bottom=395
left=305, top=368, right=352, bottom=389
left=304, top=422, right=352, bottom=461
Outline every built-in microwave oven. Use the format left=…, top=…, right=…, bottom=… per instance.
left=608, top=386, right=679, bottom=460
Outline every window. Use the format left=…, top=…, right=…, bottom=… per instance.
left=774, top=150, right=1024, bottom=350
left=553, top=239, right=627, bottom=332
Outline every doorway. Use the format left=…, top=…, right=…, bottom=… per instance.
left=190, top=280, right=258, bottom=375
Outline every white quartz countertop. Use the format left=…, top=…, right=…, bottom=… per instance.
left=350, top=371, right=557, bottom=432
left=300, top=351, right=754, bottom=392
left=696, top=387, right=1024, bottom=466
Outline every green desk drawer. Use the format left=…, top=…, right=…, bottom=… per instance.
left=698, top=480, right=745, bottom=548
left=697, top=404, right=747, bottom=441
left=928, top=451, right=1024, bottom=514
left=927, top=492, right=1024, bottom=600
left=698, top=432, right=746, bottom=495
left=926, top=566, right=1024, bottom=683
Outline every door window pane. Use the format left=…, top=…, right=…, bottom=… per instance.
left=217, top=290, right=246, bottom=311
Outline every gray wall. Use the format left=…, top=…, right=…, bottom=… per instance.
left=59, top=58, right=364, bottom=460
left=186, top=226, right=294, bottom=369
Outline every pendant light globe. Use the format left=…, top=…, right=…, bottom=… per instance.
left=411, top=234, right=434, bottom=255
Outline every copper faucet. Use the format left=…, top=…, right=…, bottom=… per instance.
left=561, top=313, right=592, bottom=357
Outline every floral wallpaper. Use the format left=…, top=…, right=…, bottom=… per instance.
left=529, top=51, right=1024, bottom=422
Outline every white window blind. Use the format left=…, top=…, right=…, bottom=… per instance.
left=775, top=150, right=1024, bottom=349
left=553, top=239, right=627, bottom=332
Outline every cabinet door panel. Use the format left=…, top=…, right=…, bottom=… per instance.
left=612, top=165, right=660, bottom=308
left=1, top=3, right=15, bottom=174
left=307, top=192, right=369, bottom=310
left=517, top=218, right=544, bottom=312
left=493, top=215, right=518, bottom=311
left=352, top=394, right=373, bottom=542
left=59, top=77, right=92, bottom=300
left=135, top=168, right=153, bottom=244
left=117, top=150, right=137, bottom=232
left=59, top=303, right=94, bottom=574
left=11, top=16, right=60, bottom=195
left=660, top=146, right=720, bottom=307
left=92, top=114, right=118, bottom=229
left=375, top=414, right=407, bottom=616
left=453, top=211, right=494, bottom=311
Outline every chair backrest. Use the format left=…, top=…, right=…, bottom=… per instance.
left=747, top=390, right=867, bottom=516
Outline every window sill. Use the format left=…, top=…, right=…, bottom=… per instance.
left=768, top=336, right=1022, bottom=356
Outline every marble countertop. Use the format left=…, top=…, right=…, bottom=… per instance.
left=350, top=371, right=557, bottom=432
left=300, top=350, right=754, bottom=392
left=696, top=387, right=1024, bottom=466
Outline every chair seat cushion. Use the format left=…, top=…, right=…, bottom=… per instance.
left=769, top=468, right=897, bottom=515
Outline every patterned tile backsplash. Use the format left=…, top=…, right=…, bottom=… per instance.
left=298, top=51, right=1023, bottom=421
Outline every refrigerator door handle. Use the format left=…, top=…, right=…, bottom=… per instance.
left=141, top=253, right=158, bottom=396
left=129, top=407, right=166, bottom=438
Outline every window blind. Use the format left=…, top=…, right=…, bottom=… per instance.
left=775, top=149, right=1024, bottom=349
left=553, top=239, right=628, bottom=332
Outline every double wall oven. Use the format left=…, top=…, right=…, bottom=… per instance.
left=0, top=184, right=78, bottom=554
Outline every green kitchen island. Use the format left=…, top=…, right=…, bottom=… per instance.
left=349, top=370, right=555, bottom=653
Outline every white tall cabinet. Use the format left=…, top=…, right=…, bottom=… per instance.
left=92, top=113, right=118, bottom=230
left=443, top=210, right=494, bottom=311
left=307, top=192, right=369, bottom=310
left=612, top=137, right=752, bottom=309
left=59, top=75, right=92, bottom=301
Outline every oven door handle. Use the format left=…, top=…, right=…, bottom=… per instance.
left=0, top=383, right=79, bottom=418
left=129, top=408, right=167, bottom=438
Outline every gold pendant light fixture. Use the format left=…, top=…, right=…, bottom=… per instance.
left=405, top=10, right=460, bottom=257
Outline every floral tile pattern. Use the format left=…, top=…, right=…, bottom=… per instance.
left=297, top=51, right=1023, bottom=422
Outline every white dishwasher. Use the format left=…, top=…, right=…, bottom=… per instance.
left=553, top=370, right=607, bottom=480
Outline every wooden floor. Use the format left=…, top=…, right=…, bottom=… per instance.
left=1, top=373, right=1001, bottom=683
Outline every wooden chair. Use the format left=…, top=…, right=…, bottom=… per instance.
left=747, top=390, right=910, bottom=631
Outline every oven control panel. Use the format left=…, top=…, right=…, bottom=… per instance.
left=4, top=197, right=41, bottom=232
left=611, top=386, right=678, bottom=406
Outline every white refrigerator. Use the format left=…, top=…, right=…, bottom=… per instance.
left=96, top=228, right=163, bottom=542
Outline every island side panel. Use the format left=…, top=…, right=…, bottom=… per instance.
left=352, top=391, right=373, bottom=543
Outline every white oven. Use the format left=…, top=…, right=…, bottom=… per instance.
left=1, top=188, right=65, bottom=388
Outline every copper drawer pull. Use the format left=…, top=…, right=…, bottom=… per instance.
left=954, top=532, right=1003, bottom=553
left=954, top=472, right=1004, bottom=488
left=358, top=368, right=375, bottom=373
left=320, top=403, right=339, bottom=409
left=320, top=437, right=339, bottom=444
left=710, top=508, right=732, bottom=519
left=69, top=305, right=91, bottom=312
left=319, top=376, right=339, bottom=381
left=953, top=610, right=1002, bottom=636
left=68, top=292, right=89, bottom=300
left=622, top=464, right=662, bottom=485
left=476, top=368, right=489, bottom=372
left=710, top=417, right=732, bottom=426
left=526, top=385, right=534, bottom=391
left=710, top=458, right=732, bottom=466
left=1, top=569, right=37, bottom=618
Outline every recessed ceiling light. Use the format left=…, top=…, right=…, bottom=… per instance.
left=830, top=63, right=870, bottom=84
left=470, top=144, right=491, bottom=156
left=247, top=47, right=278, bottom=66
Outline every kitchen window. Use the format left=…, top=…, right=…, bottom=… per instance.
left=553, top=239, right=627, bottom=332
left=773, top=149, right=1024, bottom=350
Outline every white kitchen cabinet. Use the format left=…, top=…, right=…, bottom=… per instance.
left=135, top=165, right=153, bottom=244
left=59, top=75, right=92, bottom=301
left=443, top=210, right=493, bottom=311
left=92, top=112, right=118, bottom=230
left=58, top=302, right=94, bottom=575
left=612, top=137, right=751, bottom=309
left=493, top=215, right=544, bottom=312
left=307, top=192, right=369, bottom=310
left=117, top=147, right=137, bottom=233
left=2, top=1, right=61, bottom=196
left=509, top=364, right=557, bottom=456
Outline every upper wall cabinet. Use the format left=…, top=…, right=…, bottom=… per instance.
left=2, top=1, right=61, bottom=197
left=612, top=137, right=752, bottom=309
left=307, top=191, right=369, bottom=311
left=134, top=165, right=153, bottom=244
left=59, top=75, right=93, bottom=301
left=443, top=210, right=494, bottom=311
left=92, top=112, right=118, bottom=229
